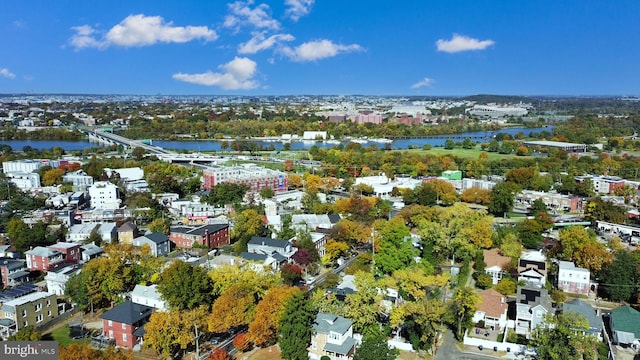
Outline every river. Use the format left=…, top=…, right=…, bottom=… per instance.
left=0, top=126, right=552, bottom=152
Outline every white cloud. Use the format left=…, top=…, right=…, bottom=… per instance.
left=411, top=77, right=435, bottom=89
left=69, top=25, right=105, bottom=50
left=285, top=0, right=314, bottom=21
left=238, top=31, right=294, bottom=54
left=0, top=68, right=16, bottom=79
left=436, top=33, right=495, bottom=53
left=224, top=1, right=280, bottom=31
left=172, top=57, right=259, bottom=90
left=280, top=39, right=363, bottom=62
left=69, top=14, right=217, bottom=50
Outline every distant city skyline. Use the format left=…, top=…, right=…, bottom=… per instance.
left=1, top=1, right=639, bottom=96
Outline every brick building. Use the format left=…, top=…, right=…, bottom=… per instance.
left=169, top=223, right=230, bottom=249
left=202, top=164, right=287, bottom=193
left=100, top=301, right=153, bottom=349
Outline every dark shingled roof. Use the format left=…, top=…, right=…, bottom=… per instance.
left=143, top=232, right=169, bottom=244
left=100, top=301, right=153, bottom=325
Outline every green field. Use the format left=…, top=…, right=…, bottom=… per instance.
left=404, top=146, right=521, bottom=160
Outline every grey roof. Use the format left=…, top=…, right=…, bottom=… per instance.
left=100, top=301, right=153, bottom=325
left=0, top=258, right=26, bottom=271
left=7, top=270, right=30, bottom=280
left=170, top=224, right=228, bottom=237
left=248, top=236, right=289, bottom=248
left=25, top=246, right=61, bottom=257
left=313, top=313, right=353, bottom=335
left=142, top=232, right=169, bottom=244
left=131, top=285, right=163, bottom=302
left=324, top=336, right=356, bottom=356
left=517, top=286, right=552, bottom=311
left=0, top=318, right=15, bottom=327
left=80, top=243, right=104, bottom=256
left=563, top=299, right=601, bottom=333
left=241, top=252, right=268, bottom=262
left=327, top=214, right=341, bottom=224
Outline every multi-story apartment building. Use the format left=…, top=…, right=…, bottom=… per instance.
left=0, top=291, right=59, bottom=339
left=88, top=181, right=121, bottom=209
left=169, top=223, right=229, bottom=249
left=202, top=164, right=287, bottom=193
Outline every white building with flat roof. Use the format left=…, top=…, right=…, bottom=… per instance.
left=89, top=181, right=121, bottom=209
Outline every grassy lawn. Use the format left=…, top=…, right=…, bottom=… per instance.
left=405, top=147, right=521, bottom=160
left=49, top=325, right=75, bottom=347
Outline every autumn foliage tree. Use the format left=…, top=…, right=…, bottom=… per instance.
left=59, top=343, right=133, bottom=360
left=248, top=286, right=300, bottom=347
left=233, top=333, right=251, bottom=352
left=208, top=349, right=232, bottom=360
left=208, top=285, right=256, bottom=333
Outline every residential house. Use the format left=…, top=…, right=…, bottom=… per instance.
left=25, top=247, right=64, bottom=272
left=562, top=299, right=602, bottom=340
left=308, top=313, right=357, bottom=360
left=515, top=286, right=552, bottom=338
left=48, top=242, right=81, bottom=265
left=610, top=306, right=640, bottom=346
left=0, top=245, right=18, bottom=259
left=483, top=249, right=512, bottom=285
left=101, top=301, right=154, bottom=349
left=0, top=259, right=29, bottom=287
left=240, top=252, right=280, bottom=271
left=472, top=289, right=509, bottom=331
left=130, top=284, right=167, bottom=312
left=45, top=264, right=81, bottom=296
left=557, top=261, right=592, bottom=296
left=97, top=222, right=117, bottom=244
left=518, top=251, right=547, bottom=288
left=117, top=221, right=138, bottom=245
left=66, top=223, right=99, bottom=243
left=169, top=223, right=230, bottom=249
left=0, top=291, right=59, bottom=339
left=80, top=243, right=104, bottom=263
left=247, top=236, right=296, bottom=261
left=132, top=233, right=170, bottom=257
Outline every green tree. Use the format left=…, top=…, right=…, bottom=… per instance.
left=599, top=250, right=640, bottom=302
left=157, top=260, right=215, bottom=310
left=532, top=312, right=596, bottom=360
left=353, top=327, right=398, bottom=360
left=444, top=139, right=455, bottom=149
left=488, top=182, right=520, bottom=216
left=131, top=146, right=147, bottom=161
left=202, top=183, right=249, bottom=207
left=451, top=287, right=480, bottom=340
left=259, top=187, right=275, bottom=199
left=232, top=208, right=265, bottom=253
left=8, top=325, right=41, bottom=341
left=279, top=292, right=315, bottom=360
left=374, top=218, right=416, bottom=275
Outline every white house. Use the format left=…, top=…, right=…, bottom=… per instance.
left=130, top=284, right=167, bottom=311
left=557, top=261, right=592, bottom=296
left=66, top=223, right=99, bottom=243
left=45, top=265, right=81, bottom=296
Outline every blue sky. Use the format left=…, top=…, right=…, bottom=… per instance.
left=1, top=1, right=639, bottom=95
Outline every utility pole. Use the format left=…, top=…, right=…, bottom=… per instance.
left=194, top=323, right=200, bottom=360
